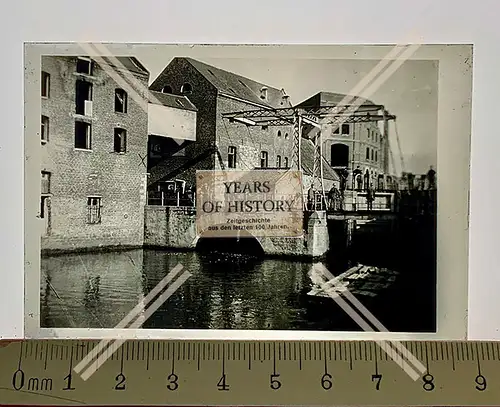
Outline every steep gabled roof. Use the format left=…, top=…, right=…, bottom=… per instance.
left=182, top=57, right=292, bottom=109
left=148, top=90, right=197, bottom=112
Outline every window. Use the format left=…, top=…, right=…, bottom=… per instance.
left=375, top=150, right=378, bottom=162
left=284, top=132, right=289, bottom=139
left=87, top=197, right=101, bottom=224
left=333, top=126, right=340, bottom=134
left=228, top=146, right=237, bottom=169
left=341, top=124, right=350, bottom=135
left=41, top=71, right=50, bottom=98
left=75, top=121, right=91, bottom=149
left=162, top=85, right=173, bottom=93
left=41, top=171, right=51, bottom=194
left=180, top=83, right=192, bottom=94
left=367, top=129, right=370, bottom=139
left=260, top=87, right=268, bottom=100
left=76, top=57, right=93, bottom=75
left=284, top=157, right=289, bottom=168
left=41, top=116, right=49, bottom=143
left=40, top=196, right=50, bottom=219
left=114, top=128, right=127, bottom=153
left=330, top=143, right=349, bottom=167
left=75, top=80, right=93, bottom=115
left=371, top=149, right=374, bottom=161
left=276, top=155, right=281, bottom=168
left=366, top=147, right=370, bottom=160
left=277, top=130, right=282, bottom=137
left=115, top=88, right=128, bottom=113
left=260, top=151, right=268, bottom=168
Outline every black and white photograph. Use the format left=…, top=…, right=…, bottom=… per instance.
left=24, top=43, right=472, bottom=338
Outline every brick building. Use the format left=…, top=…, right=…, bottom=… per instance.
left=39, top=55, right=150, bottom=252
left=297, top=92, right=393, bottom=191
left=147, top=57, right=340, bottom=194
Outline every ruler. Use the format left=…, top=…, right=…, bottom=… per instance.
left=0, top=340, right=499, bottom=406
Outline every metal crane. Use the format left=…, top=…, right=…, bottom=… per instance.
left=222, top=104, right=396, bottom=207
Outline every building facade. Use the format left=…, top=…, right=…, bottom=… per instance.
left=297, top=92, right=393, bottom=191
left=39, top=55, right=150, bottom=252
left=148, top=57, right=340, bottom=195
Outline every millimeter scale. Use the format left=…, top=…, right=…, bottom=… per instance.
left=0, top=340, right=499, bottom=405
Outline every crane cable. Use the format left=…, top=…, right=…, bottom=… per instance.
left=393, top=121, right=406, bottom=175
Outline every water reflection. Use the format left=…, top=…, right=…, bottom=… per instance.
left=40, top=235, right=435, bottom=332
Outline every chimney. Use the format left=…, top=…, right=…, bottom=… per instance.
left=260, top=86, right=268, bottom=100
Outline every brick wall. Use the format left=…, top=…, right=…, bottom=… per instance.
left=215, top=96, right=294, bottom=171
left=40, top=56, right=149, bottom=252
left=149, top=58, right=218, bottom=187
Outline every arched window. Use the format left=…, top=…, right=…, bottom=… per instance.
left=330, top=143, right=349, bottom=167
left=284, top=132, right=289, bottom=139
left=180, top=83, right=192, bottom=94
left=277, top=130, right=282, bottom=137
left=162, top=85, right=173, bottom=93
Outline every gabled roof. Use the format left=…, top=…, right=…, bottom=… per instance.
left=181, top=57, right=292, bottom=109
left=296, top=91, right=379, bottom=110
left=148, top=90, right=197, bottom=112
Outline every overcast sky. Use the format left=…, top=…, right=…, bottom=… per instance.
left=134, top=50, right=438, bottom=175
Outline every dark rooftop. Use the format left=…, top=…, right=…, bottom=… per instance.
left=148, top=90, right=197, bottom=112
left=99, top=56, right=149, bottom=76
left=182, top=57, right=292, bottom=109
left=301, top=139, right=340, bottom=182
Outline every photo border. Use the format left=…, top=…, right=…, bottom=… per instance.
left=24, top=43, right=471, bottom=340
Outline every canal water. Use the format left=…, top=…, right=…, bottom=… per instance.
left=40, top=219, right=436, bottom=332
left=41, top=218, right=436, bottom=332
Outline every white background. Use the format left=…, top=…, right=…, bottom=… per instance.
left=1, top=0, right=498, bottom=340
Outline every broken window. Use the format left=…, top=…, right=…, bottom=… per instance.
left=41, top=71, right=50, bottom=98
left=87, top=197, right=101, bottom=224
left=75, top=80, right=93, bottom=115
left=228, top=146, right=237, bottom=169
left=114, top=128, right=127, bottom=153
left=76, top=57, right=93, bottom=75
left=75, top=121, right=91, bottom=149
left=41, top=115, right=49, bottom=143
left=114, top=88, right=128, bottom=113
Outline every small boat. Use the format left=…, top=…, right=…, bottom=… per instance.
left=307, top=264, right=397, bottom=299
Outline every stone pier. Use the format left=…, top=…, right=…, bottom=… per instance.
left=144, top=206, right=331, bottom=258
